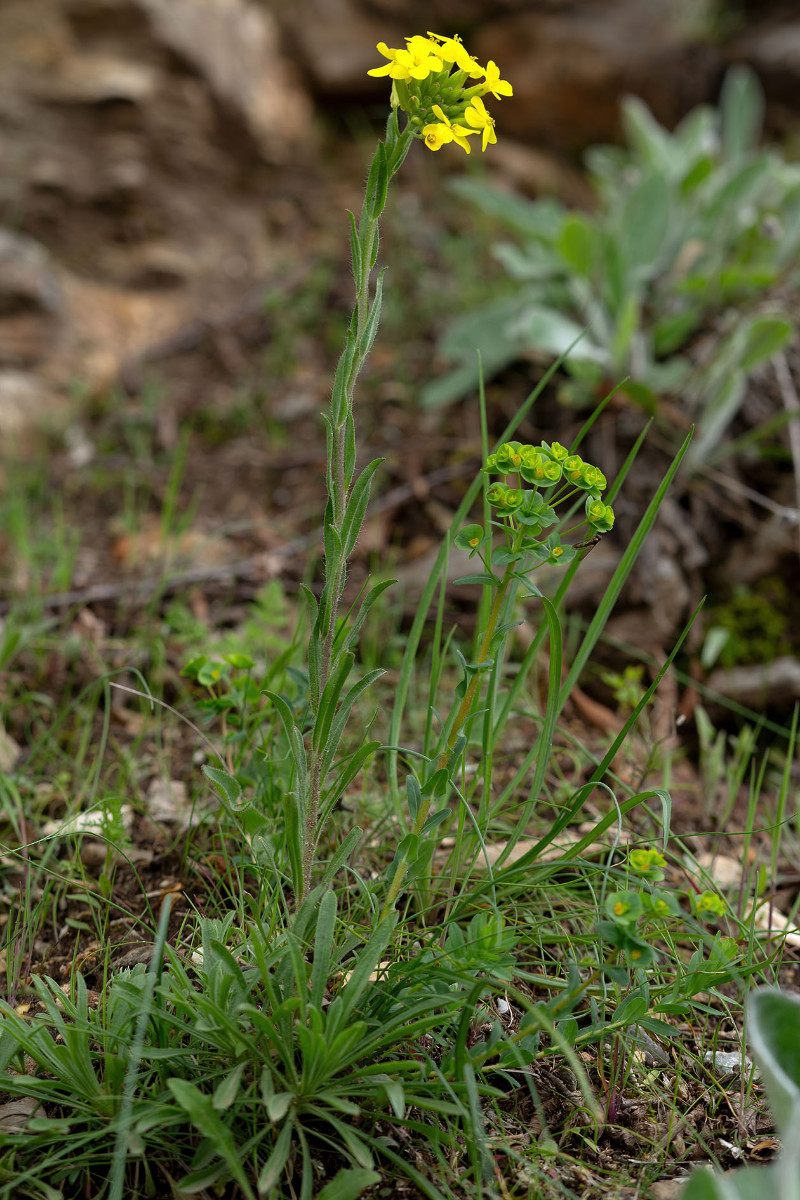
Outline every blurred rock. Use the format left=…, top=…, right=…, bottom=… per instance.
left=707, top=656, right=800, bottom=708
left=275, top=0, right=402, bottom=92
left=61, top=274, right=191, bottom=389
left=486, top=139, right=596, bottom=208
left=146, top=777, right=191, bottom=824
left=0, top=372, right=62, bottom=438
left=363, top=0, right=529, bottom=21
left=29, top=53, right=159, bottom=104
left=0, top=0, right=72, bottom=74
left=136, top=0, right=314, bottom=158
left=0, top=230, right=62, bottom=321
left=0, top=228, right=65, bottom=371
left=474, top=0, right=723, bottom=150
left=744, top=21, right=800, bottom=104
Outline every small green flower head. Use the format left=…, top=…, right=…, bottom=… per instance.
left=585, top=498, right=615, bottom=533
left=482, top=453, right=499, bottom=474
left=581, top=464, right=607, bottom=495
left=518, top=446, right=542, bottom=478
left=695, top=890, right=726, bottom=918
left=606, top=890, right=644, bottom=926
left=500, top=487, right=524, bottom=511
left=629, top=847, right=667, bottom=880
left=651, top=897, right=671, bottom=919
left=540, top=459, right=562, bottom=487
left=486, top=482, right=508, bottom=507
left=494, top=441, right=524, bottom=472
left=563, top=454, right=584, bottom=484
left=542, top=440, right=569, bottom=462
left=455, top=523, right=485, bottom=556
left=369, top=33, right=511, bottom=155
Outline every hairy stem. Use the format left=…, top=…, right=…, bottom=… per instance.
left=298, top=123, right=415, bottom=904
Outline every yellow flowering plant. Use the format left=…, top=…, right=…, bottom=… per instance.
left=368, top=32, right=512, bottom=155
left=236, top=33, right=514, bottom=909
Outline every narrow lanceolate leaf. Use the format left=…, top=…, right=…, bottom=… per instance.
left=331, top=330, right=358, bottom=427
left=348, top=210, right=362, bottom=294
left=212, top=1063, right=246, bottom=1111
left=320, top=669, right=385, bottom=779
left=282, top=791, right=304, bottom=899
left=300, top=583, right=322, bottom=711
left=343, top=409, right=357, bottom=492
left=202, top=764, right=245, bottom=811
left=319, top=826, right=363, bottom=889
left=406, top=774, right=422, bottom=823
left=321, top=740, right=380, bottom=818
left=325, top=913, right=397, bottom=1039
left=323, top=516, right=343, bottom=577
left=356, top=270, right=386, bottom=364
left=257, top=1119, right=294, bottom=1194
left=340, top=457, right=384, bottom=559
left=263, top=690, right=307, bottom=786
left=167, top=1079, right=255, bottom=1200
left=313, top=651, right=355, bottom=753
left=338, top=579, right=395, bottom=656
left=309, top=890, right=337, bottom=1010
left=316, top=1167, right=381, bottom=1200
left=365, top=140, right=388, bottom=220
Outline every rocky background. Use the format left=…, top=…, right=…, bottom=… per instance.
left=3, top=0, right=800, bottom=434
left=2, top=0, right=800, bottom=718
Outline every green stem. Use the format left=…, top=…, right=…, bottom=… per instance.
left=298, top=121, right=415, bottom=905
left=380, top=554, right=517, bottom=918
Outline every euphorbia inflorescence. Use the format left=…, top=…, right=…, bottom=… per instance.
left=368, top=32, right=512, bottom=155
left=456, top=439, right=615, bottom=574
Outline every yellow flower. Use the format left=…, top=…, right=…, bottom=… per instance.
left=367, top=42, right=401, bottom=78
left=481, top=60, right=513, bottom=99
left=368, top=38, right=444, bottom=82
left=422, top=105, right=474, bottom=154
left=427, top=31, right=484, bottom=77
left=464, top=96, right=497, bottom=151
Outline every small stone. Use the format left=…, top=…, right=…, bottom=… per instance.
left=146, top=777, right=190, bottom=824
left=0, top=229, right=61, bottom=317
left=33, top=54, right=159, bottom=105
left=0, top=372, right=61, bottom=438
left=704, top=1050, right=754, bottom=1079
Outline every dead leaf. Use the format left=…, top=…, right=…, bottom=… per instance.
left=0, top=1097, right=42, bottom=1133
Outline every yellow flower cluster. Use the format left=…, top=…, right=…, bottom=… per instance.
left=368, top=32, right=512, bottom=154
